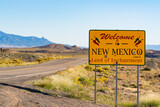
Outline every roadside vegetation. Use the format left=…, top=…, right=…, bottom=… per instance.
left=121, top=94, right=160, bottom=107
left=0, top=52, right=71, bottom=67
left=0, top=47, right=87, bottom=67
left=32, top=63, right=160, bottom=106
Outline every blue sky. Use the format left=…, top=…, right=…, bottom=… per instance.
left=0, top=0, right=160, bottom=47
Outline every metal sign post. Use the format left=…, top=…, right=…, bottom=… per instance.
left=137, top=66, right=139, bottom=107
left=116, top=62, right=118, bottom=107
left=95, top=65, right=97, bottom=104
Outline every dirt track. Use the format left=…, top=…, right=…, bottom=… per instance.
left=0, top=58, right=110, bottom=107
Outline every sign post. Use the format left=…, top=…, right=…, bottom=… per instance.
left=89, top=30, right=145, bottom=106
left=95, top=65, right=97, bottom=104
left=137, top=66, right=139, bottom=107
left=116, top=62, right=118, bottom=107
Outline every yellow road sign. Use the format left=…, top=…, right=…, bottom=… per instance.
left=89, top=30, right=145, bottom=65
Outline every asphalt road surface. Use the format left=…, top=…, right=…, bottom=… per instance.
left=0, top=58, right=87, bottom=81
left=0, top=58, right=110, bottom=107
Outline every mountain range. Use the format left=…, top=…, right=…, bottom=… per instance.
left=146, top=45, right=160, bottom=50
left=0, top=31, right=159, bottom=50
left=0, top=31, right=53, bottom=47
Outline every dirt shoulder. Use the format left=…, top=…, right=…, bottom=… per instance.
left=0, top=83, right=108, bottom=107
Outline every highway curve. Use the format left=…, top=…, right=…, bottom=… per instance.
left=0, top=58, right=109, bottom=107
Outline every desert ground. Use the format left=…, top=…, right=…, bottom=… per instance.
left=0, top=46, right=160, bottom=107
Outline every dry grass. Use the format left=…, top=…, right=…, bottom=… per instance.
left=0, top=52, right=74, bottom=67
left=31, top=59, right=160, bottom=106
left=140, top=94, right=160, bottom=106
left=121, top=93, right=160, bottom=107
left=35, top=75, right=75, bottom=92
left=33, top=65, right=94, bottom=100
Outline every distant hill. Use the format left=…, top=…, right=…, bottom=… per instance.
left=37, top=44, right=81, bottom=50
left=0, top=31, right=53, bottom=47
left=146, top=45, right=160, bottom=50
left=146, top=50, right=160, bottom=58
left=146, top=50, right=160, bottom=69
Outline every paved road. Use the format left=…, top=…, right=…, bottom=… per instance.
left=0, top=58, right=87, bottom=81
left=0, top=58, right=110, bottom=107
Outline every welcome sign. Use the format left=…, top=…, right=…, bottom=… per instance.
left=89, top=30, right=145, bottom=65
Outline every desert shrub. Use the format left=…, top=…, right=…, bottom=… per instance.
left=141, top=67, right=151, bottom=71
left=96, top=65, right=101, bottom=67
left=74, top=76, right=92, bottom=86
left=0, top=58, right=23, bottom=65
left=97, top=76, right=107, bottom=84
left=66, top=89, right=91, bottom=100
left=97, top=87, right=109, bottom=93
left=12, top=59, right=23, bottom=64
left=55, top=70, right=63, bottom=75
left=89, top=77, right=94, bottom=86
left=93, top=67, right=106, bottom=72
left=34, top=75, right=75, bottom=92
left=102, top=66, right=109, bottom=70
left=36, top=57, right=54, bottom=62
left=122, top=83, right=137, bottom=88
left=37, top=58, right=45, bottom=62
left=78, top=76, right=90, bottom=86
left=84, top=65, right=93, bottom=71
left=35, top=80, right=53, bottom=90
left=50, top=75, right=75, bottom=92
